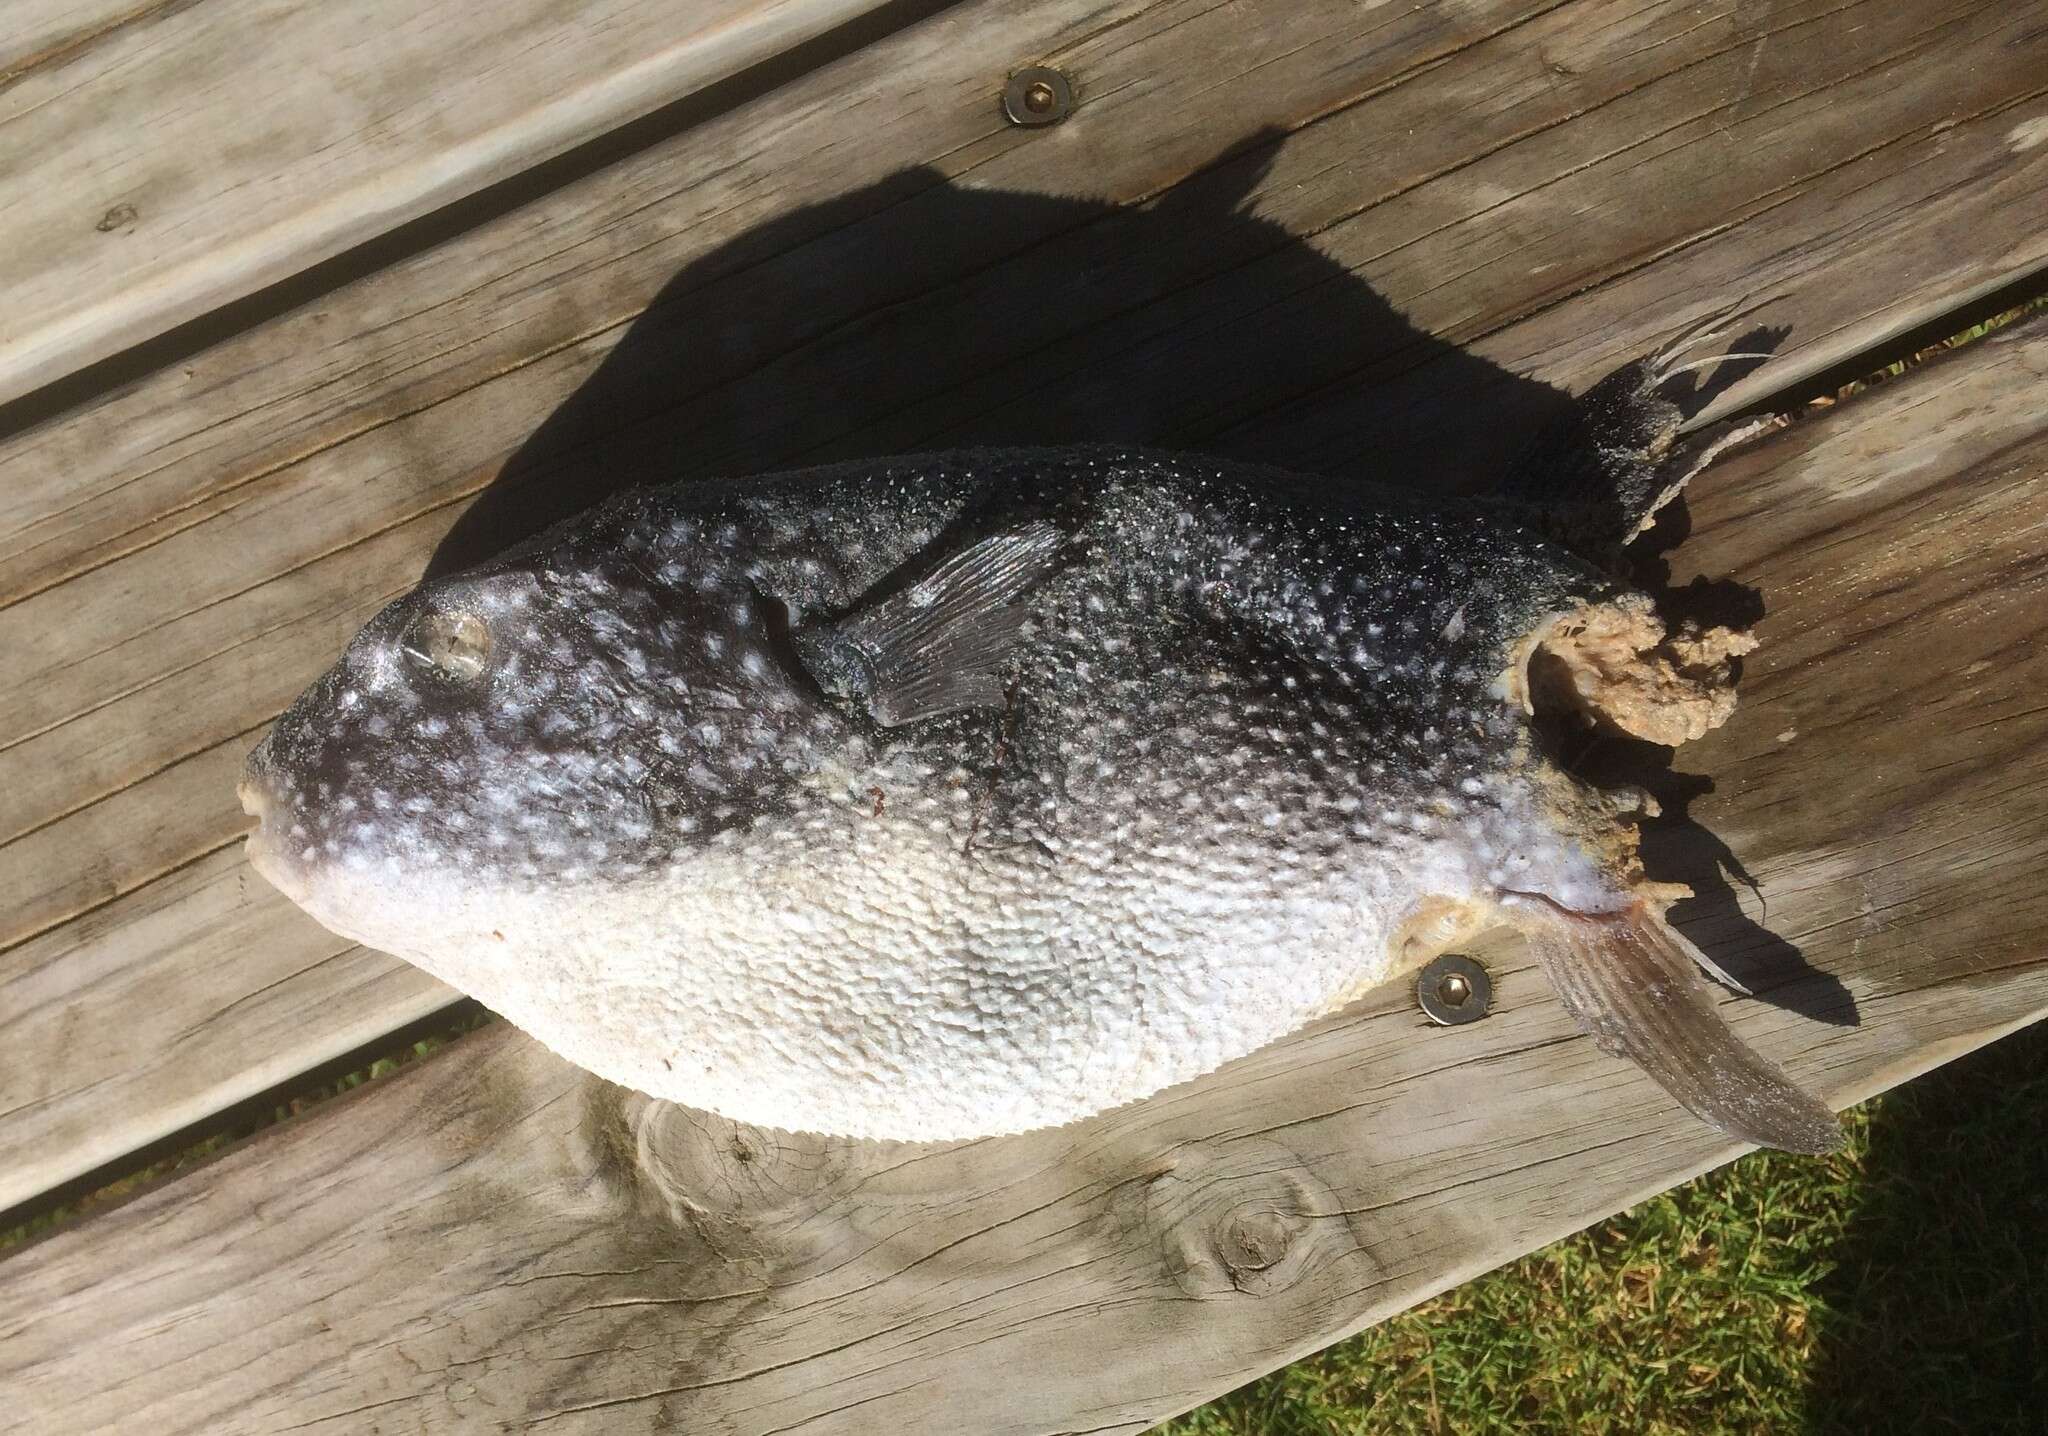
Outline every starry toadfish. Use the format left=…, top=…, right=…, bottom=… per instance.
left=240, top=323, right=1842, bottom=1154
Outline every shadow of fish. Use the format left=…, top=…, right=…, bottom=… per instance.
left=241, top=314, right=1839, bottom=1154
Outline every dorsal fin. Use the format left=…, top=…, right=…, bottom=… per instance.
left=797, top=521, right=1067, bottom=726
left=1502, top=310, right=1786, bottom=558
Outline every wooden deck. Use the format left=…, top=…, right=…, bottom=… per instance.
left=2, top=0, right=2045, bottom=1429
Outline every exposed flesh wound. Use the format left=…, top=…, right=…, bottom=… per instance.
left=1527, top=593, right=1756, bottom=747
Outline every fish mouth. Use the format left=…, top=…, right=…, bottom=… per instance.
left=238, top=743, right=307, bottom=901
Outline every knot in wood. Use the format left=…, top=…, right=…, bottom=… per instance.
left=1218, top=1203, right=1295, bottom=1285
left=1128, top=1139, right=1360, bottom=1299
left=581, top=1080, right=862, bottom=1275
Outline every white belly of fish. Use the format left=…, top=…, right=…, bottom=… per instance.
left=294, top=774, right=1607, bottom=1140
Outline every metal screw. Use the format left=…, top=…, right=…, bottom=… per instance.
left=1003, top=66, right=1074, bottom=126
left=1416, top=953, right=1493, bottom=1026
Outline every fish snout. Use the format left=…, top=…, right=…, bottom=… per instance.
left=238, top=737, right=305, bottom=898
left=238, top=732, right=281, bottom=826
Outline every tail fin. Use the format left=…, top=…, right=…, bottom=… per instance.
left=1518, top=900, right=1843, bottom=1154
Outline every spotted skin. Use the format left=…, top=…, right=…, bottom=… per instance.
left=242, top=446, right=1773, bottom=1140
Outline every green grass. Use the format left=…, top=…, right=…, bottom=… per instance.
left=1811, top=294, right=2047, bottom=405
left=1165, top=1008, right=2046, bottom=1436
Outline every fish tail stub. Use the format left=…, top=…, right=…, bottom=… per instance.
left=1510, top=894, right=1843, bottom=1155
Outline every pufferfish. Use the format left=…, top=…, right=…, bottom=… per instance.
left=240, top=325, right=1841, bottom=1154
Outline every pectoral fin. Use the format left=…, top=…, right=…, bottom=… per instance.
left=1516, top=898, right=1842, bottom=1154
left=798, top=521, right=1067, bottom=726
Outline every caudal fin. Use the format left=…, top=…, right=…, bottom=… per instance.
left=1519, top=901, right=1843, bottom=1154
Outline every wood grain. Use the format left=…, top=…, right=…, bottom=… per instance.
left=14, top=0, right=2048, bottom=607
left=0, top=844, right=453, bottom=1215
left=0, top=0, right=164, bottom=82
left=0, top=0, right=1579, bottom=1207
left=3, top=0, right=2045, bottom=1217
left=0, top=0, right=915, bottom=405
left=2, top=315, right=2043, bottom=1431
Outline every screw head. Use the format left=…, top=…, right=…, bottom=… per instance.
left=1416, top=954, right=1493, bottom=1026
left=1003, top=66, right=1074, bottom=126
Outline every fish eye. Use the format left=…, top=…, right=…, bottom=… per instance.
left=401, top=608, right=492, bottom=682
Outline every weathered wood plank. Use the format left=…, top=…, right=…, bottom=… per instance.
left=0, top=0, right=1561, bottom=604
left=3, top=314, right=2044, bottom=1430
left=15, top=0, right=2046, bottom=607
left=0, top=0, right=921, bottom=406
left=0, top=845, right=452, bottom=1216
left=0, top=0, right=155, bottom=80
left=3, top=0, right=2045, bottom=1218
